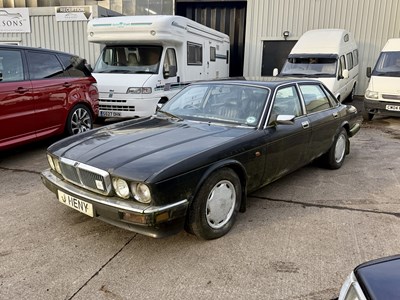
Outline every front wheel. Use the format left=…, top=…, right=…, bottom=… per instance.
left=186, top=168, right=241, bottom=240
left=362, top=109, right=374, bottom=121
left=323, top=128, right=348, bottom=169
left=66, top=104, right=93, bottom=136
left=346, top=85, right=355, bottom=102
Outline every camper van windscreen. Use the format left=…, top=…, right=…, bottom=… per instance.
left=372, top=51, right=400, bottom=77
left=280, top=56, right=338, bottom=77
left=93, top=46, right=162, bottom=75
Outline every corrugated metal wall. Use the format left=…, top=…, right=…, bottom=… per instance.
left=176, top=1, right=247, bottom=77
left=0, top=6, right=101, bottom=66
left=244, top=0, right=400, bottom=95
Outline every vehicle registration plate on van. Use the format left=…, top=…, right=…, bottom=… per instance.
left=57, top=190, right=94, bottom=217
left=386, top=105, right=400, bottom=112
left=100, top=111, right=122, bottom=117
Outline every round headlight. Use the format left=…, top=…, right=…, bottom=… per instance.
left=132, top=183, right=151, bottom=203
left=54, top=158, right=62, bottom=174
left=113, top=178, right=130, bottom=199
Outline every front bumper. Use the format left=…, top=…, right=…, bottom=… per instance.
left=41, top=169, right=188, bottom=238
left=364, top=98, right=400, bottom=117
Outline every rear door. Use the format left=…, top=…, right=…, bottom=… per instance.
left=0, top=48, right=34, bottom=148
left=26, top=50, right=72, bottom=137
left=298, top=83, right=341, bottom=161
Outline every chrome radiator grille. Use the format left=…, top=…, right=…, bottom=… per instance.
left=59, top=158, right=112, bottom=195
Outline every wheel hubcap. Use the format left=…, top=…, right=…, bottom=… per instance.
left=335, top=134, right=346, bottom=163
left=206, top=180, right=236, bottom=229
left=71, top=108, right=91, bottom=134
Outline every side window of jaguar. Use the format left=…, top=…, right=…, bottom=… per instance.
left=299, top=84, right=332, bottom=114
left=269, top=85, right=303, bottom=125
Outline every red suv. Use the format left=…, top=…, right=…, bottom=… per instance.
left=0, top=45, right=99, bottom=150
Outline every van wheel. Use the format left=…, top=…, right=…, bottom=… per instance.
left=186, top=168, right=241, bottom=240
left=66, top=104, right=93, bottom=136
left=362, top=108, right=374, bottom=121
left=346, top=85, right=355, bottom=102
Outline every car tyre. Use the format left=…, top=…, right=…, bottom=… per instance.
left=95, top=117, right=106, bottom=124
left=66, top=104, right=93, bottom=136
left=324, top=128, right=348, bottom=169
left=187, top=168, right=241, bottom=240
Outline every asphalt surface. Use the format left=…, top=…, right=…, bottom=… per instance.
left=1, top=99, right=400, bottom=300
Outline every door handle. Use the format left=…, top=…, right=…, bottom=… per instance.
left=332, top=112, right=339, bottom=118
left=301, top=121, right=310, bottom=129
left=15, top=87, right=29, bottom=93
left=63, top=82, right=72, bottom=87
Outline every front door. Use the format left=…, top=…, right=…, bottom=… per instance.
left=261, top=84, right=311, bottom=184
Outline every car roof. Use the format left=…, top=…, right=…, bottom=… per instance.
left=0, top=44, right=78, bottom=57
left=354, top=254, right=400, bottom=300
left=190, top=76, right=322, bottom=88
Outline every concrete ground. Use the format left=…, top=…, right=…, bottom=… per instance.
left=1, top=100, right=399, bottom=300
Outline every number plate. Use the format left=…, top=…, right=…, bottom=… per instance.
left=99, top=111, right=122, bottom=117
left=386, top=105, right=400, bottom=112
left=58, top=190, right=94, bottom=217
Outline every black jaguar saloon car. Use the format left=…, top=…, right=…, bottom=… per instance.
left=41, top=79, right=360, bottom=240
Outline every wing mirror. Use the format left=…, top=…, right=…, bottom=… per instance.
left=272, top=114, right=296, bottom=126
left=339, top=69, right=349, bottom=80
left=366, top=67, right=371, bottom=78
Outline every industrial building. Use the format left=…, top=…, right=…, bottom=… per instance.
left=1, top=0, right=399, bottom=95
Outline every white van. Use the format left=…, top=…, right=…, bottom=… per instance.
left=277, top=29, right=359, bottom=102
left=87, top=15, right=230, bottom=120
left=363, top=38, right=400, bottom=121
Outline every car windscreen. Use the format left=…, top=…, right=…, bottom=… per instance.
left=93, top=45, right=162, bottom=74
left=280, top=56, right=338, bottom=77
left=160, top=83, right=269, bottom=127
left=372, top=51, right=400, bottom=77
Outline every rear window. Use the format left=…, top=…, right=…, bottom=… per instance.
left=299, top=84, right=332, bottom=113
left=26, top=51, right=65, bottom=80
left=58, top=54, right=91, bottom=77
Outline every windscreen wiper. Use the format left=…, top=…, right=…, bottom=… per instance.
left=158, top=110, right=183, bottom=121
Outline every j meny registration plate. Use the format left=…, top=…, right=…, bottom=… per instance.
left=58, top=190, right=94, bottom=217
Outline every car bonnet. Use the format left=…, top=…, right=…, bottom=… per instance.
left=49, top=117, right=253, bottom=182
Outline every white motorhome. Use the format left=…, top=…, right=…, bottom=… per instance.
left=363, top=38, right=400, bottom=121
left=277, top=29, right=359, bottom=102
left=87, top=15, right=230, bottom=120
